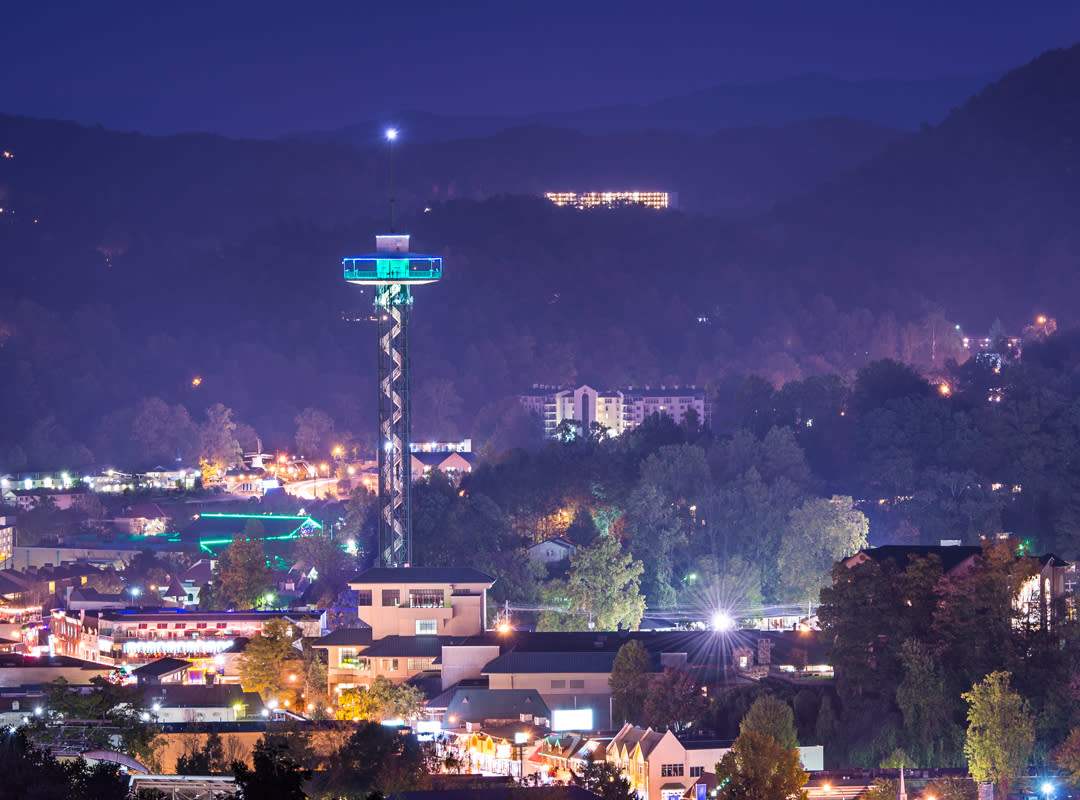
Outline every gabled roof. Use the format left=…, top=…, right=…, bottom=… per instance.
left=180, top=559, right=215, bottom=585
left=481, top=651, right=618, bottom=675
left=131, top=657, right=191, bottom=678
left=313, top=626, right=373, bottom=647
left=68, top=587, right=127, bottom=603
left=143, top=684, right=262, bottom=709
left=442, top=688, right=550, bottom=725
left=362, top=635, right=453, bottom=658
left=527, top=538, right=577, bottom=552
left=350, top=567, right=495, bottom=585
left=121, top=503, right=168, bottom=520
left=848, top=545, right=981, bottom=574
left=636, top=729, right=667, bottom=758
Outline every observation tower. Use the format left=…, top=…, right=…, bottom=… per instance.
left=343, top=132, right=443, bottom=567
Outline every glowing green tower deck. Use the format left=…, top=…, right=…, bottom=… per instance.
left=344, top=234, right=443, bottom=567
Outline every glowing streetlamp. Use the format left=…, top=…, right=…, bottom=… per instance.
left=712, top=611, right=735, bottom=632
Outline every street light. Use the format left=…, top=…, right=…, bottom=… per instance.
left=712, top=611, right=735, bottom=632
left=514, top=731, right=529, bottom=781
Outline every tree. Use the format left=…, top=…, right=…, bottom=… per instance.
left=963, top=671, right=1035, bottom=800
left=1053, top=728, right=1080, bottom=788
left=294, top=407, right=335, bottom=457
left=33, top=676, right=161, bottom=766
left=0, top=727, right=128, bottom=800
left=312, top=721, right=428, bottom=797
left=643, top=668, right=706, bottom=732
left=336, top=675, right=424, bottom=722
left=896, top=638, right=964, bottom=767
left=199, top=402, right=242, bottom=477
left=204, top=538, right=274, bottom=609
left=232, top=735, right=311, bottom=800
left=537, top=534, right=644, bottom=631
left=776, top=495, right=868, bottom=602
left=610, top=640, right=651, bottom=725
left=715, top=730, right=809, bottom=800
left=739, top=694, right=798, bottom=749
left=573, top=752, right=636, bottom=800
left=239, top=618, right=302, bottom=700
left=176, top=729, right=227, bottom=775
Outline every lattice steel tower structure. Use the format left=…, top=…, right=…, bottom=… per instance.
left=343, top=233, right=442, bottom=567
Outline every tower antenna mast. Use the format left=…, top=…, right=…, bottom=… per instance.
left=341, top=128, right=442, bottom=567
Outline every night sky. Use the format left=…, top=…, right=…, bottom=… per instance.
left=2, top=1, right=1079, bottom=139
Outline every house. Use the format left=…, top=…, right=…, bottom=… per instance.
left=132, top=657, right=191, bottom=685
left=606, top=724, right=823, bottom=800
left=410, top=451, right=477, bottom=482
left=115, top=503, right=170, bottom=535
left=437, top=687, right=551, bottom=729
left=8, top=487, right=91, bottom=512
left=842, top=542, right=1073, bottom=630
left=142, top=684, right=265, bottom=723
left=65, top=586, right=128, bottom=611
left=451, top=722, right=549, bottom=780
left=180, top=558, right=215, bottom=606
left=526, top=538, right=577, bottom=564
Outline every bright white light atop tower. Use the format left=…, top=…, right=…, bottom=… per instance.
left=712, top=611, right=735, bottom=632
left=385, top=127, right=399, bottom=141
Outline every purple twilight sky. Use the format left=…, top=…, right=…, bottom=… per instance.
left=1, top=0, right=1078, bottom=139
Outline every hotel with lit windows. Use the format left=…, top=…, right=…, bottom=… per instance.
left=519, top=384, right=710, bottom=439
left=544, top=191, right=675, bottom=210
left=50, top=607, right=325, bottom=674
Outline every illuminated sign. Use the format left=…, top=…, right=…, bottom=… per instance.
left=122, top=638, right=235, bottom=656
left=552, top=708, right=594, bottom=731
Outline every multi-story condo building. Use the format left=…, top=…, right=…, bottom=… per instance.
left=520, top=384, right=710, bottom=439
left=314, top=566, right=495, bottom=696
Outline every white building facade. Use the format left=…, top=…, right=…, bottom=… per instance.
left=520, top=385, right=710, bottom=439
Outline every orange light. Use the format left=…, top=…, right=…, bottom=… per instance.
left=191, top=376, right=202, bottom=387
left=939, top=383, right=951, bottom=396
left=1037, top=315, right=1048, bottom=325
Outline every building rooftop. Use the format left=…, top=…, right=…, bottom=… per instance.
left=131, top=657, right=191, bottom=679
left=851, top=545, right=981, bottom=574
left=440, top=687, right=551, bottom=725
left=482, top=651, right=619, bottom=675
left=313, top=626, right=373, bottom=647
left=363, top=635, right=455, bottom=658
left=350, top=567, right=495, bottom=585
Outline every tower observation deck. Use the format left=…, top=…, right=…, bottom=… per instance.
left=344, top=233, right=443, bottom=567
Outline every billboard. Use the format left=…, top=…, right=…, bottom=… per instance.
left=552, top=708, right=594, bottom=731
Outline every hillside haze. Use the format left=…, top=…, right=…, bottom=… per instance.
left=290, top=72, right=994, bottom=144
left=1, top=46, right=1079, bottom=469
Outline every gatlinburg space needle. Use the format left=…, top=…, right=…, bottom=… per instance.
left=342, top=128, right=442, bottom=567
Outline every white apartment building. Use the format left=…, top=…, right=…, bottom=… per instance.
left=520, top=384, right=710, bottom=439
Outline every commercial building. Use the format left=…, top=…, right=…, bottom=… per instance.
left=520, top=385, right=710, bottom=439
left=49, top=607, right=325, bottom=673
left=314, top=566, right=496, bottom=696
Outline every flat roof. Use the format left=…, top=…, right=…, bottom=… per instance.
left=350, top=567, right=495, bottom=585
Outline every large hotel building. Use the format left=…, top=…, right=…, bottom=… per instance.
left=544, top=191, right=675, bottom=210
left=519, top=384, right=710, bottom=439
